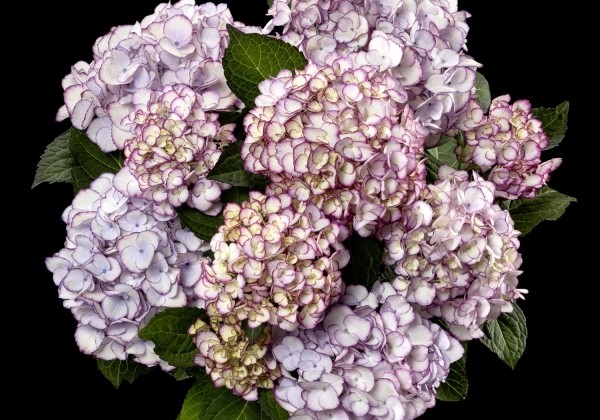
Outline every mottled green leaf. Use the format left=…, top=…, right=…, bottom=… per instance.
left=378, top=265, right=396, bottom=283
left=96, top=358, right=151, bottom=388
left=436, top=348, right=468, bottom=402
left=507, top=188, right=576, bottom=235
left=223, top=25, right=308, bottom=108
left=178, top=375, right=264, bottom=420
left=258, top=390, right=288, bottom=420
left=245, top=323, right=267, bottom=345
left=217, top=110, right=244, bottom=125
left=481, top=304, right=527, bottom=369
left=139, top=307, right=204, bottom=368
left=208, top=141, right=268, bottom=187
left=341, top=234, right=384, bottom=289
left=221, top=187, right=251, bottom=206
left=178, top=375, right=212, bottom=420
left=177, top=205, right=224, bottom=242
left=475, top=72, right=491, bottom=112
left=532, top=101, right=569, bottom=150
left=69, top=128, right=123, bottom=190
left=425, top=135, right=460, bottom=180
left=32, top=130, right=73, bottom=188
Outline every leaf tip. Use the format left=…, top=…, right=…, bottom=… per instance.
left=225, top=23, right=240, bottom=37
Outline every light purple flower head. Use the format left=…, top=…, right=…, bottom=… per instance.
left=272, top=285, right=463, bottom=419
left=377, top=167, right=525, bottom=340
left=243, top=57, right=429, bottom=236
left=457, top=95, right=562, bottom=199
left=195, top=191, right=350, bottom=331
left=57, top=0, right=254, bottom=152
left=120, top=83, right=235, bottom=220
left=265, top=0, right=482, bottom=136
left=45, top=173, right=209, bottom=368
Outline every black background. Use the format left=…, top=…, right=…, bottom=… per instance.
left=16, top=0, right=589, bottom=418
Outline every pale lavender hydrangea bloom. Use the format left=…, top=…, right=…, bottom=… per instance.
left=57, top=0, right=254, bottom=152
left=378, top=167, right=524, bottom=340
left=266, top=0, right=481, bottom=136
left=122, top=83, right=235, bottom=220
left=195, top=191, right=350, bottom=331
left=45, top=172, right=209, bottom=367
left=457, top=95, right=562, bottom=199
left=272, top=285, right=463, bottom=419
left=243, top=57, right=428, bottom=237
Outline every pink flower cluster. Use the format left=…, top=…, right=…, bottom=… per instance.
left=189, top=316, right=280, bottom=400
left=457, top=95, right=562, bottom=199
left=195, top=191, right=350, bottom=331
left=46, top=172, right=208, bottom=367
left=267, top=0, right=481, bottom=135
left=47, top=1, right=566, bottom=416
left=57, top=0, right=247, bottom=153
left=272, top=284, right=463, bottom=419
left=191, top=191, right=349, bottom=399
left=123, top=84, right=235, bottom=220
left=378, top=167, right=524, bottom=340
left=243, top=57, right=428, bottom=237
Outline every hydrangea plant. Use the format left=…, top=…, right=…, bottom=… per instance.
left=33, top=1, right=575, bottom=418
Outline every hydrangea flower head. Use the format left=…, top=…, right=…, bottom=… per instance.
left=378, top=167, right=524, bottom=340
left=272, top=285, right=463, bottom=419
left=190, top=315, right=280, bottom=400
left=457, top=95, right=562, bottom=199
left=45, top=171, right=209, bottom=367
left=122, top=83, right=235, bottom=220
left=243, top=57, right=428, bottom=236
left=57, top=0, right=252, bottom=152
left=266, top=0, right=481, bottom=134
left=195, top=191, right=350, bottom=331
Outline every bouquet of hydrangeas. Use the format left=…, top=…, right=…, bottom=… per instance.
left=33, top=0, right=575, bottom=418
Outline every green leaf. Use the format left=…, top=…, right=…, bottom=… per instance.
left=221, top=187, right=251, bottom=206
left=172, top=367, right=204, bottom=382
left=341, top=234, right=384, bottom=289
left=378, top=265, right=396, bottom=283
left=507, top=188, right=576, bottom=235
left=177, top=205, right=224, bottom=242
left=178, top=375, right=264, bottom=420
left=425, top=135, right=460, bottom=179
left=223, top=25, right=308, bottom=108
left=32, top=130, right=73, bottom=188
left=474, top=72, right=491, bottom=112
left=139, top=307, right=204, bottom=368
left=202, top=387, right=264, bottom=419
left=217, top=110, right=245, bottom=125
left=178, top=375, right=213, bottom=420
left=532, top=101, right=569, bottom=150
left=436, top=347, right=468, bottom=402
left=481, top=303, right=527, bottom=369
left=245, top=323, right=267, bottom=345
left=208, top=141, right=269, bottom=187
left=96, top=358, right=151, bottom=388
left=258, top=390, right=288, bottom=420
left=69, top=128, right=123, bottom=190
